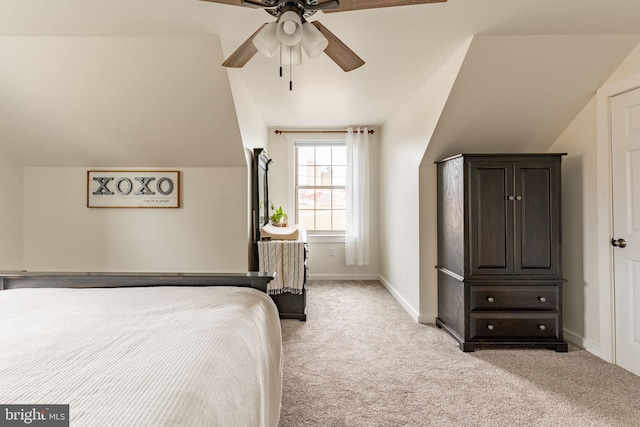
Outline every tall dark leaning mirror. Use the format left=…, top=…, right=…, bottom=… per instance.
left=252, top=148, right=272, bottom=270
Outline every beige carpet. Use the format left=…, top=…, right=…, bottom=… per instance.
left=279, top=280, right=640, bottom=427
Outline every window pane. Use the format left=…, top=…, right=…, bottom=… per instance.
left=315, top=210, right=332, bottom=230
left=332, top=166, right=346, bottom=186
left=333, top=146, right=347, bottom=166
left=298, top=164, right=314, bottom=186
left=297, top=146, right=315, bottom=166
left=316, top=189, right=331, bottom=209
left=316, top=146, right=331, bottom=165
left=316, top=166, right=332, bottom=186
left=332, top=189, right=346, bottom=209
left=298, top=210, right=315, bottom=230
left=298, top=189, right=316, bottom=209
left=332, top=210, right=346, bottom=230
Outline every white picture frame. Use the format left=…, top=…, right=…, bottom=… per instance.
left=87, top=170, right=181, bottom=208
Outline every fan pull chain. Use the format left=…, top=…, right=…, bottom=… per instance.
left=277, top=43, right=294, bottom=91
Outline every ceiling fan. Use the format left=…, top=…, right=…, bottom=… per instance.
left=200, top=0, right=447, bottom=74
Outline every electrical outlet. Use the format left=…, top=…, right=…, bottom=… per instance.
left=329, top=247, right=335, bottom=257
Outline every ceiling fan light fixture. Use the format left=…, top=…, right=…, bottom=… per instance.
left=301, top=22, right=328, bottom=59
left=252, top=22, right=279, bottom=58
left=276, top=10, right=303, bottom=46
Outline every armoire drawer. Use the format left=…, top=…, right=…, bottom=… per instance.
left=469, top=312, right=560, bottom=340
left=469, top=285, right=559, bottom=311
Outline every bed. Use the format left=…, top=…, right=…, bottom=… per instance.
left=0, top=272, right=282, bottom=427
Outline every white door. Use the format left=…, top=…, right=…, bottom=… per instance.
left=611, top=87, right=640, bottom=377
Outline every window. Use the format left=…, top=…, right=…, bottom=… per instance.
left=295, top=142, right=346, bottom=232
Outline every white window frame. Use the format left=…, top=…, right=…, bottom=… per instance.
left=294, top=140, right=347, bottom=234
left=284, top=133, right=347, bottom=241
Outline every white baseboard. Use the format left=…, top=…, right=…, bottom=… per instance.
left=418, top=313, right=437, bottom=324
left=563, top=328, right=611, bottom=362
left=307, top=274, right=381, bottom=281
left=379, top=275, right=421, bottom=322
left=562, top=329, right=586, bottom=349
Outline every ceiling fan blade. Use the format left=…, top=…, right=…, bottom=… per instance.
left=320, top=0, right=446, bottom=13
left=222, top=23, right=267, bottom=68
left=311, top=21, right=364, bottom=72
left=199, top=0, right=244, bottom=6
left=198, top=0, right=272, bottom=8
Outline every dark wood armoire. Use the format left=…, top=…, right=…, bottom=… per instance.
left=435, top=154, right=568, bottom=352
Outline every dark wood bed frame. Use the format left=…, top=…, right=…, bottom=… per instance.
left=0, top=271, right=275, bottom=293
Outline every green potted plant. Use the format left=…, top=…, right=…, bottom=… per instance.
left=270, top=203, right=288, bottom=227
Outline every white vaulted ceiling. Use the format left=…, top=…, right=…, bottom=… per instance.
left=1, top=0, right=640, bottom=166
left=0, top=36, right=246, bottom=167
left=423, top=34, right=640, bottom=163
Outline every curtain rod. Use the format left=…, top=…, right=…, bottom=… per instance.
left=274, top=129, right=375, bottom=135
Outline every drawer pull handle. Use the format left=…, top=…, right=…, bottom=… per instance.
left=538, top=324, right=546, bottom=331
left=487, top=324, right=494, bottom=331
left=487, top=297, right=494, bottom=303
left=538, top=296, right=547, bottom=303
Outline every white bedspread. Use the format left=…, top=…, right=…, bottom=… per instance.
left=0, top=286, right=282, bottom=427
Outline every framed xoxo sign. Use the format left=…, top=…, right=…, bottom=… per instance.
left=87, top=170, right=181, bottom=208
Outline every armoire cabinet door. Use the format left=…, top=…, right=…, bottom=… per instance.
left=467, top=158, right=561, bottom=278
left=468, top=161, right=514, bottom=276
left=513, top=160, right=561, bottom=276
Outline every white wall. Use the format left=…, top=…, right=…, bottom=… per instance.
left=225, top=68, right=271, bottom=269
left=267, top=130, right=381, bottom=280
left=548, top=41, right=640, bottom=359
left=379, top=40, right=471, bottom=321
left=0, top=147, right=23, bottom=270
left=23, top=167, right=248, bottom=273
left=418, top=165, right=439, bottom=322
left=226, top=68, right=268, bottom=152
left=548, top=99, right=600, bottom=347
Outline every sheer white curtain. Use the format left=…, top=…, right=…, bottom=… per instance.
left=345, top=127, right=369, bottom=266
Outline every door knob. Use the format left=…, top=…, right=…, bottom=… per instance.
left=611, top=238, right=627, bottom=248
